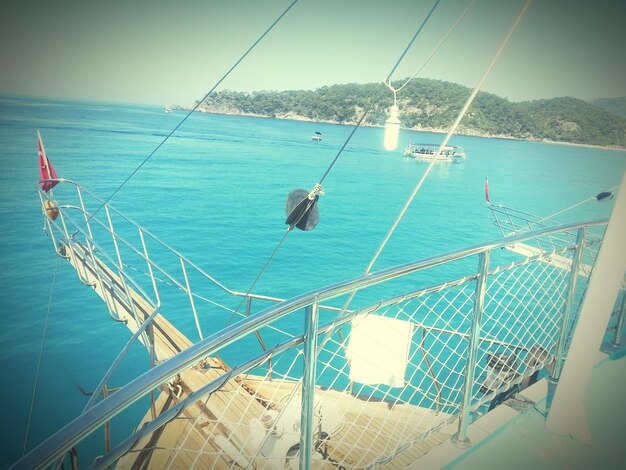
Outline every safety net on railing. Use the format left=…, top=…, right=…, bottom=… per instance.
left=32, top=182, right=605, bottom=470
left=103, top=230, right=595, bottom=470
left=488, top=203, right=604, bottom=277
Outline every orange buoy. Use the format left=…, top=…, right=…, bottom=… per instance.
left=44, top=199, right=59, bottom=220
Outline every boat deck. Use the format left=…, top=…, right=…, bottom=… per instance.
left=64, top=242, right=451, bottom=468
left=116, top=377, right=451, bottom=469
left=507, top=242, right=592, bottom=276
left=415, top=352, right=626, bottom=470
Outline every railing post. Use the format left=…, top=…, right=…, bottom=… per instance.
left=76, top=185, right=94, bottom=240
left=138, top=229, right=160, bottom=305
left=56, top=202, right=72, bottom=242
left=546, top=170, right=626, bottom=443
left=300, top=302, right=320, bottom=470
left=180, top=258, right=203, bottom=341
left=550, top=227, right=585, bottom=382
left=137, top=229, right=158, bottom=373
left=118, top=274, right=153, bottom=352
left=100, top=206, right=133, bottom=322
left=246, top=297, right=272, bottom=376
left=105, top=206, right=123, bottom=269
left=452, top=250, right=490, bottom=448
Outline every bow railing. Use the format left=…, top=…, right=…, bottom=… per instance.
left=15, top=179, right=613, bottom=469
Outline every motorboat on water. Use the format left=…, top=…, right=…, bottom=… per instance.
left=403, top=142, right=465, bottom=162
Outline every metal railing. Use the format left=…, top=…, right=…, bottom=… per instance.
left=488, top=203, right=603, bottom=274
left=37, top=180, right=343, bottom=356
left=15, top=180, right=610, bottom=469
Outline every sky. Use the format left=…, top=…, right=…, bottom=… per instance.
left=1, top=0, right=625, bottom=106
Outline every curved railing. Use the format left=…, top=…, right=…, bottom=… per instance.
left=16, top=180, right=610, bottom=469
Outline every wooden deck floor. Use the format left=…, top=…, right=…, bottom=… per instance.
left=65, top=242, right=451, bottom=469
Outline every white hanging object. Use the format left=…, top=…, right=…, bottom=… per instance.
left=383, top=104, right=400, bottom=151
left=346, top=313, right=413, bottom=387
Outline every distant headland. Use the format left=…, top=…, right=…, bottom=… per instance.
left=168, top=78, right=626, bottom=149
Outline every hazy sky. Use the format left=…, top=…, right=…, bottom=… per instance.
left=1, top=0, right=625, bottom=105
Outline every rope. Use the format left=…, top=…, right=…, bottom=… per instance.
left=162, top=384, right=217, bottom=470
left=419, top=327, right=442, bottom=412
left=390, top=0, right=477, bottom=95
left=533, top=184, right=619, bottom=227
left=227, top=0, right=448, bottom=321
left=23, top=257, right=59, bottom=455
left=72, top=0, right=300, bottom=237
left=384, top=0, right=442, bottom=83
left=226, top=230, right=290, bottom=326
left=223, top=104, right=372, bottom=325
left=340, top=0, right=534, bottom=315
left=319, top=108, right=373, bottom=184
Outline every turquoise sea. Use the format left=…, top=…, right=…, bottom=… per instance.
left=0, top=95, right=624, bottom=468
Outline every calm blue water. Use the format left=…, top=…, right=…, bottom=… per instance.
left=0, top=95, right=624, bottom=468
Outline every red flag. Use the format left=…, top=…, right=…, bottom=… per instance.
left=38, top=130, right=59, bottom=192
left=485, top=177, right=490, bottom=203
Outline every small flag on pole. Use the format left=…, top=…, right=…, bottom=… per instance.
left=485, top=177, right=490, bottom=203
left=38, top=130, right=59, bottom=192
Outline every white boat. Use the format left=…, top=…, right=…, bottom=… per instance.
left=403, top=142, right=465, bottom=162
left=312, top=131, right=322, bottom=141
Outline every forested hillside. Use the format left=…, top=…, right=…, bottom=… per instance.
left=173, top=78, right=626, bottom=148
left=590, top=97, right=626, bottom=118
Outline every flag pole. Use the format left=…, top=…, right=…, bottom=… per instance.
left=38, top=130, right=50, bottom=175
left=485, top=177, right=490, bottom=205
left=38, top=130, right=55, bottom=196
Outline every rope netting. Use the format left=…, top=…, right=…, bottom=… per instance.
left=37, top=179, right=612, bottom=470
left=488, top=203, right=606, bottom=277
left=107, top=229, right=593, bottom=470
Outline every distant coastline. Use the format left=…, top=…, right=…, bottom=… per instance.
left=539, top=140, right=626, bottom=152
left=165, top=78, right=626, bottom=150
left=166, top=104, right=626, bottom=152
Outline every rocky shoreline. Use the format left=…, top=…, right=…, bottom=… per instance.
left=166, top=104, right=626, bottom=151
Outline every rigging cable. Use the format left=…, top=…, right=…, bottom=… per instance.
left=23, top=257, right=59, bottom=455
left=226, top=230, right=290, bottom=325
left=225, top=105, right=373, bottom=326
left=320, top=0, right=449, bottom=183
left=532, top=185, right=619, bottom=227
left=226, top=0, right=445, bottom=325
left=386, top=0, right=476, bottom=96
left=225, top=107, right=373, bottom=327
left=72, top=0, right=301, bottom=237
left=384, top=0, right=442, bottom=83
left=340, top=0, right=534, bottom=315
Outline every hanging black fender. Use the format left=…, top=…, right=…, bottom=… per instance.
left=285, top=188, right=320, bottom=231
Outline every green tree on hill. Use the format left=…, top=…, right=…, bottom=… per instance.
left=196, top=79, right=626, bottom=148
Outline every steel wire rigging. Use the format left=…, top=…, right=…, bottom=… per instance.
left=23, top=258, right=59, bottom=456
left=227, top=0, right=449, bottom=324
left=72, top=0, right=301, bottom=237
left=340, top=0, right=535, bottom=315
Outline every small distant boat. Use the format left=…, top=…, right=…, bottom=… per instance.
left=403, top=141, right=465, bottom=162
left=312, top=131, right=322, bottom=141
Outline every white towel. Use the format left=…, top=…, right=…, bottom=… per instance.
left=346, top=314, right=414, bottom=388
